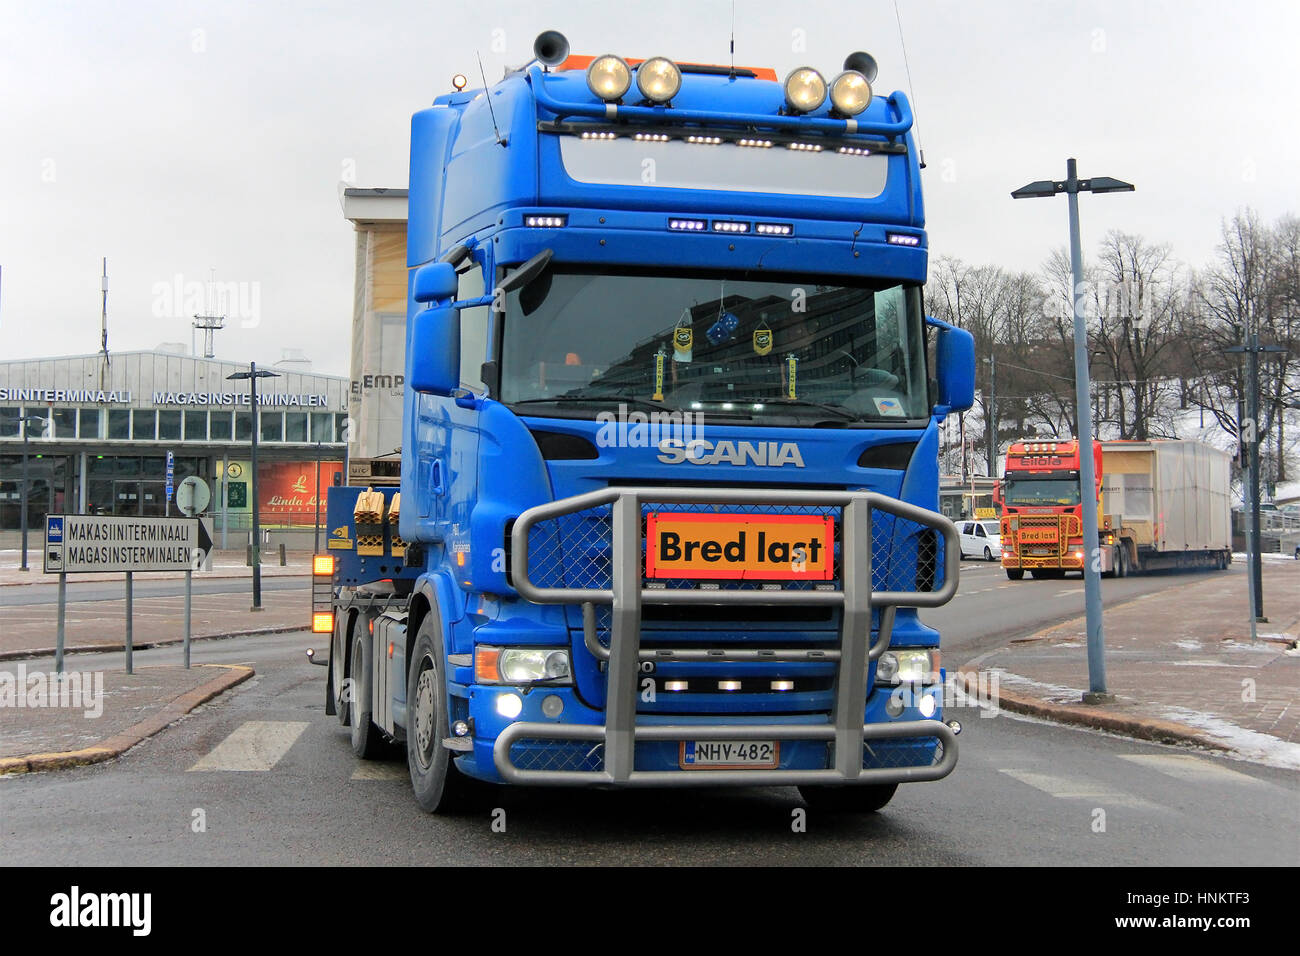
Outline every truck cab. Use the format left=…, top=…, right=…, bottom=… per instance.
left=321, top=34, right=975, bottom=813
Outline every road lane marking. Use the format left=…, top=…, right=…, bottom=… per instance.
left=188, top=720, right=309, bottom=772
left=1117, top=754, right=1267, bottom=785
left=999, top=769, right=1160, bottom=809
left=351, top=763, right=409, bottom=781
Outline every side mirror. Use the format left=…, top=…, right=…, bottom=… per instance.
left=413, top=262, right=458, bottom=305
left=929, top=317, right=975, bottom=414
left=409, top=304, right=460, bottom=395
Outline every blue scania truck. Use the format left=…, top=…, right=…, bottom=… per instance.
left=314, top=31, right=975, bottom=813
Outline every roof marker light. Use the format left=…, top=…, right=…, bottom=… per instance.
left=737, top=138, right=773, bottom=148
left=580, top=130, right=618, bottom=140
left=668, top=218, right=707, bottom=231
left=787, top=141, right=823, bottom=152
left=755, top=223, right=793, bottom=236
left=837, top=145, right=873, bottom=156
left=525, top=214, right=568, bottom=228
left=686, top=134, right=723, bottom=145
left=886, top=232, right=921, bottom=247
left=635, top=132, right=670, bottom=142
left=664, top=680, right=689, bottom=692
left=712, top=220, right=750, bottom=233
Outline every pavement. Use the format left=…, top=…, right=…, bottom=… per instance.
left=2, top=549, right=1298, bottom=776
left=959, top=556, right=1300, bottom=769
left=0, top=549, right=312, bottom=660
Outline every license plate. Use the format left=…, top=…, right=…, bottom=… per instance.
left=646, top=512, right=834, bottom=580
left=680, top=740, right=779, bottom=769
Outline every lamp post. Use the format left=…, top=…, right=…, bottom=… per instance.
left=984, top=352, right=997, bottom=478
left=313, top=440, right=322, bottom=553
left=227, top=363, right=280, bottom=610
left=18, top=414, right=49, bottom=572
left=1225, top=337, right=1286, bottom=625
left=1013, top=159, right=1134, bottom=702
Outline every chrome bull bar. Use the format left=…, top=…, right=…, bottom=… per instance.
left=497, top=486, right=961, bottom=787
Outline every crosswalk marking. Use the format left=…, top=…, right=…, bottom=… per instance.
left=188, top=720, right=309, bottom=772
left=999, top=769, right=1160, bottom=809
left=351, top=762, right=408, bottom=780
left=1116, top=754, right=1266, bottom=785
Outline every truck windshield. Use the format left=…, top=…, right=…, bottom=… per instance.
left=1003, top=479, right=1081, bottom=506
left=499, top=268, right=928, bottom=424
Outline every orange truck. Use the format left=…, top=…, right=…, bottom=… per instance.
left=996, top=438, right=1232, bottom=580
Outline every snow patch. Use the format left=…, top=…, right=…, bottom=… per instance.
left=1173, top=640, right=1202, bottom=651
left=1156, top=706, right=1300, bottom=771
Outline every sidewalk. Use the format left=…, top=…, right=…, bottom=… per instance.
left=0, top=550, right=312, bottom=660
left=0, top=663, right=254, bottom=773
left=959, top=558, right=1300, bottom=769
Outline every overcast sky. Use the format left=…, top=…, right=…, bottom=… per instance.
left=2, top=0, right=1297, bottom=376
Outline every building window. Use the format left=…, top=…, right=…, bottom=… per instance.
left=260, top=412, right=283, bottom=442
left=235, top=412, right=252, bottom=442
left=285, top=412, right=308, bottom=443
left=184, top=410, right=207, bottom=441
left=158, top=410, right=182, bottom=441
left=79, top=408, right=102, bottom=439
left=52, top=408, right=76, bottom=438
left=0, top=408, right=18, bottom=438
left=108, top=409, right=130, bottom=440
left=310, top=412, right=333, bottom=443
left=132, top=410, right=157, bottom=440
left=142, top=456, right=166, bottom=478
left=210, top=411, right=232, bottom=441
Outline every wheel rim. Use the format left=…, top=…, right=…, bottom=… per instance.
left=413, top=656, right=438, bottom=772
left=350, top=635, right=363, bottom=725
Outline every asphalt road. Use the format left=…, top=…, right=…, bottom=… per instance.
left=1, top=575, right=310, bottom=607
left=1, top=560, right=1292, bottom=866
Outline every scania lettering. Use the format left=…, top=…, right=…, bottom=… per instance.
left=313, top=32, right=975, bottom=814
left=656, top=438, right=806, bottom=467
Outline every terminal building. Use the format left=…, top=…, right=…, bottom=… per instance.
left=0, top=350, right=348, bottom=534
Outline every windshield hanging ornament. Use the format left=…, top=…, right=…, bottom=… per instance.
left=753, top=319, right=772, bottom=356
left=786, top=354, right=798, bottom=399
left=673, top=311, right=693, bottom=362
left=653, top=348, right=666, bottom=401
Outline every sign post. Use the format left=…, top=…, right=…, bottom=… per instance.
left=45, top=514, right=200, bottom=674
left=175, top=476, right=211, bottom=668
left=165, top=451, right=175, bottom=517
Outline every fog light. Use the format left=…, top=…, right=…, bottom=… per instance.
left=783, top=66, right=826, bottom=113
left=496, top=693, right=523, bottom=719
left=919, top=694, right=937, bottom=718
left=452, top=720, right=470, bottom=737
left=885, top=693, right=905, bottom=717
left=636, top=56, right=681, bottom=103
left=587, top=54, right=631, bottom=101
left=541, top=695, right=564, bottom=718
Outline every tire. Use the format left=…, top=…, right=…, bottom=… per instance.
left=407, top=614, right=475, bottom=813
left=349, top=618, right=387, bottom=760
left=983, top=546, right=993, bottom=561
left=331, top=614, right=350, bottom=726
left=1006, top=569, right=1024, bottom=581
left=798, top=783, right=898, bottom=814
left=1116, top=547, right=1127, bottom=578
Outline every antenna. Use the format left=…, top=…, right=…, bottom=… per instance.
left=729, top=1, right=736, bottom=77
left=477, top=51, right=506, bottom=146
left=193, top=268, right=226, bottom=359
left=98, top=257, right=110, bottom=392
left=893, top=0, right=922, bottom=148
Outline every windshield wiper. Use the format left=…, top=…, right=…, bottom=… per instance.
left=769, top=399, right=863, bottom=422
left=510, top=394, right=680, bottom=414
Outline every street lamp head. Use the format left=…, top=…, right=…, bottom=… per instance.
left=1084, top=176, right=1135, bottom=194
left=1011, top=180, right=1059, bottom=199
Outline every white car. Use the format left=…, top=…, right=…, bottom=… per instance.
left=958, top=520, right=1002, bottom=561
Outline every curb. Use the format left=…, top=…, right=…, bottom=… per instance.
left=0, top=624, right=308, bottom=662
left=0, top=570, right=312, bottom=588
left=955, top=668, right=1230, bottom=752
left=0, top=664, right=255, bottom=775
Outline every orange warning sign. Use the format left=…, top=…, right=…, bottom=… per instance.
left=645, top=512, right=834, bottom=580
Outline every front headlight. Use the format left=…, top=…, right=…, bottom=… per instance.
left=587, top=54, right=631, bottom=101
left=875, top=648, right=940, bottom=686
left=475, top=646, right=573, bottom=685
left=783, top=67, right=826, bottom=113
left=636, top=57, right=681, bottom=104
left=829, top=70, right=872, bottom=115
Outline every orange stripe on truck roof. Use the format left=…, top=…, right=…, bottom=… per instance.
left=557, top=54, right=777, bottom=82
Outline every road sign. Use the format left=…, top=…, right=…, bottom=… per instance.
left=44, top=514, right=199, bottom=574
left=176, top=475, right=211, bottom=516
left=166, top=451, right=175, bottom=504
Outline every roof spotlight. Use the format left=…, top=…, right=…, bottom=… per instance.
left=829, top=70, right=872, bottom=115
left=586, top=54, right=632, bottom=101
left=783, top=67, right=826, bottom=113
left=636, top=57, right=681, bottom=104
left=451, top=74, right=468, bottom=91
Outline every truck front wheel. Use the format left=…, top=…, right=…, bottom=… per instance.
left=1006, top=569, right=1024, bottom=581
left=407, top=617, right=474, bottom=813
left=798, top=783, right=898, bottom=813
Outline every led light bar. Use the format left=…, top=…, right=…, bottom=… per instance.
left=886, top=232, right=921, bottom=246
left=634, top=132, right=670, bottom=142
left=525, top=214, right=568, bottom=228
left=717, top=680, right=742, bottom=691
left=837, top=145, right=873, bottom=156
left=787, top=141, right=823, bottom=152
left=737, top=138, right=773, bottom=148
left=668, top=218, right=707, bottom=231
left=579, top=130, right=618, bottom=140
left=712, top=220, right=750, bottom=233
left=770, top=680, right=794, bottom=691
left=663, top=680, right=689, bottom=692
left=686, top=134, right=723, bottom=145
left=755, top=222, right=793, bottom=236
